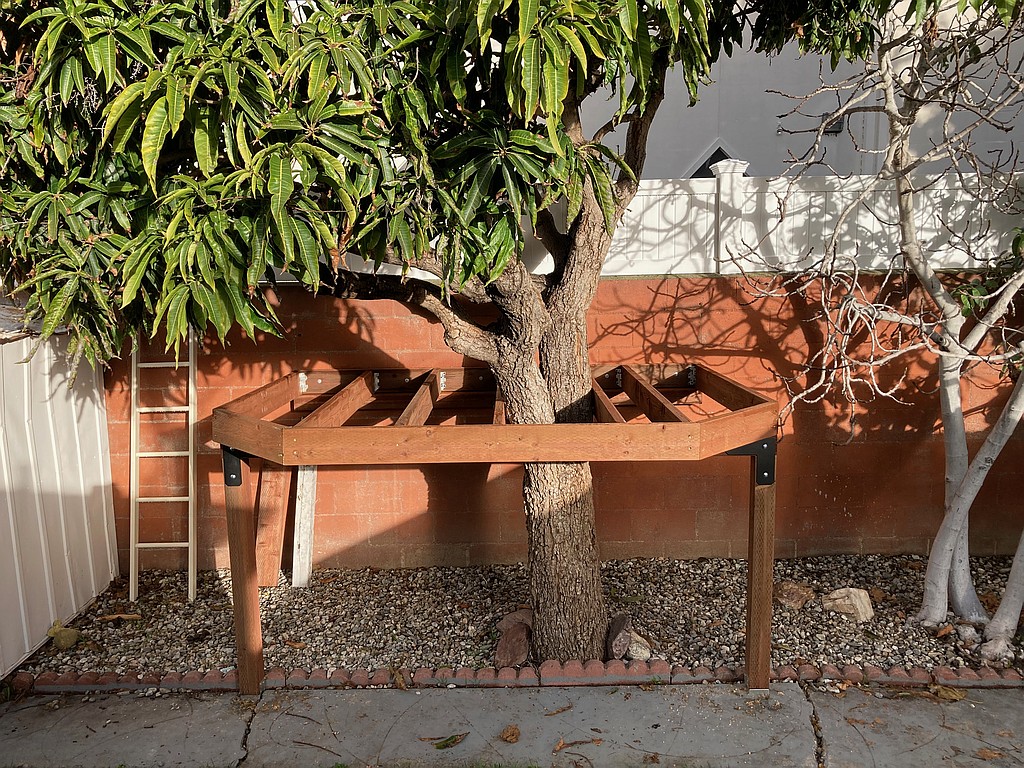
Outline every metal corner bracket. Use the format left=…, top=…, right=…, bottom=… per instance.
left=726, top=437, right=777, bottom=485
left=221, top=445, right=248, bottom=487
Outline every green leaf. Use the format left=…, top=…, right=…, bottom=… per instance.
left=619, top=0, right=638, bottom=41
left=41, top=278, right=79, bottom=338
left=307, top=53, right=329, bottom=100
left=166, top=76, right=186, bottom=137
left=142, top=97, right=171, bottom=193
left=98, top=33, right=118, bottom=91
left=520, top=36, right=541, bottom=119
left=194, top=105, right=218, bottom=177
left=102, top=82, right=146, bottom=146
left=517, top=0, right=540, bottom=46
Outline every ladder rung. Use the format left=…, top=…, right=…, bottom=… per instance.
left=136, top=542, right=189, bottom=549
left=138, top=495, right=190, bottom=503
left=137, top=406, right=190, bottom=413
left=138, top=451, right=190, bottom=458
left=136, top=361, right=187, bottom=369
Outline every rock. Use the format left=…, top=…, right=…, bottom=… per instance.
left=494, top=621, right=530, bottom=668
left=821, top=588, right=874, bottom=623
left=606, top=614, right=634, bottom=660
left=957, top=624, right=980, bottom=647
left=47, top=621, right=81, bottom=650
left=774, top=580, right=815, bottom=610
left=625, top=631, right=652, bottom=662
left=496, top=608, right=533, bottom=633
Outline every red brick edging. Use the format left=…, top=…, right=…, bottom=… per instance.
left=10, top=661, right=1023, bottom=696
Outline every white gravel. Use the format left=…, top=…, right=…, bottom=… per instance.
left=20, top=555, right=1023, bottom=676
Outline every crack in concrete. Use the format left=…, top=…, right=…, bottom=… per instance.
left=800, top=683, right=827, bottom=768
left=235, top=690, right=264, bottom=767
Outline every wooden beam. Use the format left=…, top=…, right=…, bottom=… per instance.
left=493, top=385, right=506, bottom=426
left=297, top=370, right=375, bottom=429
left=746, top=481, right=776, bottom=691
left=698, top=401, right=778, bottom=459
left=394, top=371, right=439, bottom=427
left=222, top=449, right=263, bottom=695
left=291, top=466, right=317, bottom=588
left=696, top=365, right=769, bottom=411
left=221, top=373, right=297, bottom=418
left=620, top=365, right=690, bottom=423
left=212, top=410, right=286, bottom=463
left=279, top=422, right=702, bottom=465
left=254, top=463, right=292, bottom=588
left=592, top=377, right=626, bottom=424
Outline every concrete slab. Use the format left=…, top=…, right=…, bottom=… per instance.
left=0, top=692, right=249, bottom=768
left=246, top=684, right=817, bottom=767
left=812, top=686, right=1024, bottom=768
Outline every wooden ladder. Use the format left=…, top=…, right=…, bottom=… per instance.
left=128, top=331, right=197, bottom=602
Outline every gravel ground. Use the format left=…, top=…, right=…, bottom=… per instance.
left=20, top=555, right=1024, bottom=677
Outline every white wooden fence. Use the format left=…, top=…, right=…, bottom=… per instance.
left=0, top=334, right=117, bottom=678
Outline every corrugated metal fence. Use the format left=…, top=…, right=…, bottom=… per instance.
left=0, top=334, right=117, bottom=678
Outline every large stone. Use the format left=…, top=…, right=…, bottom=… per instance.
left=606, top=614, right=634, bottom=660
left=774, top=580, right=816, bottom=611
left=821, top=588, right=874, bottom=623
left=625, top=631, right=652, bottom=662
left=494, top=621, right=531, bottom=668
left=496, top=608, right=533, bottom=633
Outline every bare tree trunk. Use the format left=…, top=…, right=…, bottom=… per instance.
left=983, top=525, right=1024, bottom=661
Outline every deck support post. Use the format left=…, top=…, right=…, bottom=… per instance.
left=222, top=446, right=264, bottom=695
left=727, top=437, right=777, bottom=693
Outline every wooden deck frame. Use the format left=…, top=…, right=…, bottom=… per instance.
left=213, top=364, right=778, bottom=695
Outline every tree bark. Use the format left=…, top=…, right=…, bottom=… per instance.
left=983, top=525, right=1024, bottom=660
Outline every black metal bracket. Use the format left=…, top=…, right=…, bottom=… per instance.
left=726, top=437, right=777, bottom=485
left=221, top=446, right=247, bottom=487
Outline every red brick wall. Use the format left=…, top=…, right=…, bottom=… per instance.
left=104, top=276, right=1024, bottom=572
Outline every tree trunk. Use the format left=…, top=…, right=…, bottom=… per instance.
left=982, top=525, right=1024, bottom=661
left=492, top=349, right=607, bottom=661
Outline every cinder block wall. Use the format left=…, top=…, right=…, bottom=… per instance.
left=103, top=277, right=1024, bottom=572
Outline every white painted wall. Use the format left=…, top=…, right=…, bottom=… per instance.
left=0, top=335, right=118, bottom=677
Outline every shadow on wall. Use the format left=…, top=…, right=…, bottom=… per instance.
left=103, top=277, right=1024, bottom=579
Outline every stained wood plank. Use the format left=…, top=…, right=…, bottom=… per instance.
left=297, top=371, right=375, bottom=429
left=221, top=373, right=297, bottom=418
left=394, top=371, right=439, bottom=427
left=696, top=365, right=768, bottom=411
left=592, top=377, right=626, bottom=424
left=254, top=464, right=292, bottom=588
left=620, top=365, right=690, bottom=423
left=212, top=411, right=286, bottom=463
left=493, top=386, right=506, bottom=426
left=222, top=453, right=263, bottom=695
left=698, top=401, right=777, bottom=459
left=746, top=482, right=776, bottom=691
left=279, top=422, right=701, bottom=465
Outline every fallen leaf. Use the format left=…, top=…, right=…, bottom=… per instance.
left=936, top=624, right=955, bottom=638
left=431, top=733, right=468, bottom=750
left=869, top=587, right=887, bottom=603
left=544, top=704, right=573, bottom=716
left=284, top=640, right=307, bottom=650
left=996, top=730, right=1014, bottom=738
left=976, top=748, right=1004, bottom=760
left=929, top=685, right=967, bottom=701
left=639, top=684, right=654, bottom=692
left=97, top=613, right=142, bottom=622
left=499, top=725, right=520, bottom=743
left=709, top=619, right=725, bottom=628
left=643, top=754, right=661, bottom=764
left=553, top=737, right=603, bottom=753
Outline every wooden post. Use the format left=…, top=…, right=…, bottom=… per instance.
left=292, top=465, right=317, bottom=588
left=255, top=463, right=293, bottom=587
left=727, top=437, right=776, bottom=692
left=746, top=480, right=776, bottom=692
left=222, top=447, right=264, bottom=695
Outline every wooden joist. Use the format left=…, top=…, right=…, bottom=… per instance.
left=620, top=365, right=690, bottom=423
left=394, top=370, right=439, bottom=427
left=297, top=370, right=375, bottom=429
